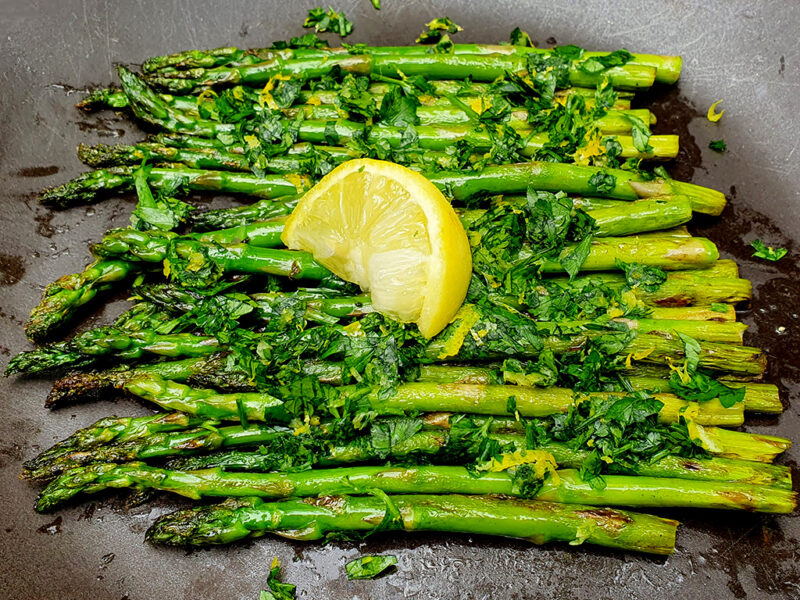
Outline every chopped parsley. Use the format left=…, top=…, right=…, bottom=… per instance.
left=709, top=139, right=727, bottom=153
left=345, top=555, right=398, bottom=580
left=751, top=239, right=787, bottom=261
left=303, top=7, right=354, bottom=37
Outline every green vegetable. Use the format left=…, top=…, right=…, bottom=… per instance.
left=345, top=555, right=398, bottom=580
left=416, top=17, right=463, bottom=45
left=259, top=559, right=296, bottom=600
left=146, top=494, right=680, bottom=554
left=304, top=7, right=354, bottom=37
left=669, top=370, right=746, bottom=409
left=751, top=239, right=787, bottom=261
left=709, top=139, right=727, bottom=153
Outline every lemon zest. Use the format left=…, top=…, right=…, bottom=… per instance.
left=186, top=252, right=206, bottom=272
left=665, top=356, right=691, bottom=384
left=285, top=173, right=307, bottom=192
left=258, top=74, right=292, bottom=110
left=437, top=304, right=481, bottom=359
left=707, top=100, right=725, bottom=122
left=478, top=449, right=560, bottom=484
left=625, top=347, right=655, bottom=369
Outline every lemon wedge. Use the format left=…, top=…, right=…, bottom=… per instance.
left=281, top=159, right=472, bottom=338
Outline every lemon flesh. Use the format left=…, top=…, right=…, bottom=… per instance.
left=281, top=159, right=472, bottom=338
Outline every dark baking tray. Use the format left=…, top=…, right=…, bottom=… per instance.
left=0, top=1, right=797, bottom=598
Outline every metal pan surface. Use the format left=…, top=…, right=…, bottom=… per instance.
left=0, top=1, right=797, bottom=598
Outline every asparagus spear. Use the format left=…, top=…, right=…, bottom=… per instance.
left=39, top=166, right=310, bottom=209
left=416, top=363, right=781, bottom=414
left=145, top=494, right=679, bottom=554
left=8, top=302, right=765, bottom=376
left=40, top=162, right=726, bottom=216
left=143, top=52, right=658, bottom=94
left=80, top=92, right=648, bottom=134
left=77, top=84, right=634, bottom=114
left=64, top=373, right=740, bottom=427
left=77, top=102, right=658, bottom=172
left=26, top=412, right=790, bottom=487
left=36, top=462, right=795, bottom=513
left=169, top=430, right=792, bottom=486
left=24, top=260, right=139, bottom=342
left=23, top=412, right=207, bottom=476
left=90, top=226, right=720, bottom=274
left=141, top=44, right=681, bottom=84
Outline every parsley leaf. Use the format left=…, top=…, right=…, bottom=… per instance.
left=625, top=113, right=654, bottom=153
left=709, top=139, right=727, bottom=153
left=710, top=302, right=728, bottom=313
left=669, top=370, right=746, bottom=408
left=751, top=239, right=788, bottom=261
left=588, top=170, right=617, bottom=194
left=579, top=49, right=633, bottom=74
left=378, top=86, right=420, bottom=127
left=560, top=235, right=594, bottom=280
left=345, top=555, right=398, bottom=580
left=335, top=75, right=378, bottom=120
left=553, top=44, right=584, bottom=60
left=272, top=32, right=328, bottom=50
left=259, top=559, right=296, bottom=600
left=676, top=332, right=702, bottom=375
left=509, top=27, right=534, bottom=47
left=130, top=164, right=193, bottom=231
left=370, top=418, right=423, bottom=459
left=615, top=260, right=667, bottom=293
left=416, top=17, right=463, bottom=44
left=303, top=7, right=354, bottom=37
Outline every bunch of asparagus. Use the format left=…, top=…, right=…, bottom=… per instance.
left=9, top=14, right=794, bottom=560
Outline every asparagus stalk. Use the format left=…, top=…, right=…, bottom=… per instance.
left=136, top=283, right=733, bottom=333
left=24, top=260, right=139, bottom=342
left=145, top=494, right=679, bottom=555
left=78, top=103, right=658, bottom=172
left=5, top=329, right=225, bottom=376
left=8, top=303, right=765, bottom=376
left=416, top=363, right=780, bottom=414
left=39, top=165, right=310, bottom=209
left=45, top=355, right=243, bottom=407
left=26, top=409, right=790, bottom=487
left=287, top=105, right=655, bottom=133
left=141, top=44, right=681, bottom=84
left=22, top=412, right=207, bottom=477
left=77, top=84, right=633, bottom=114
left=143, top=52, right=657, bottom=94
left=91, top=226, right=720, bottom=275
left=293, top=119, right=679, bottom=160
left=40, top=162, right=726, bottom=216
left=83, top=374, right=741, bottom=427
left=168, top=434, right=792, bottom=489
left=36, top=463, right=795, bottom=514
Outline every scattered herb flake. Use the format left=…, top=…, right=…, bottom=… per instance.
left=751, top=239, right=787, bottom=261
left=304, top=7, right=354, bottom=37
left=709, top=139, right=727, bottom=153
left=416, top=17, right=463, bottom=44
left=259, top=558, right=296, bottom=600
left=345, top=555, right=398, bottom=580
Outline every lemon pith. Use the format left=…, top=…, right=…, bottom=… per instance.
left=281, top=159, right=472, bottom=338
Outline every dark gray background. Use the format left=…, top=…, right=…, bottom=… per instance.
left=0, top=1, right=798, bottom=598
